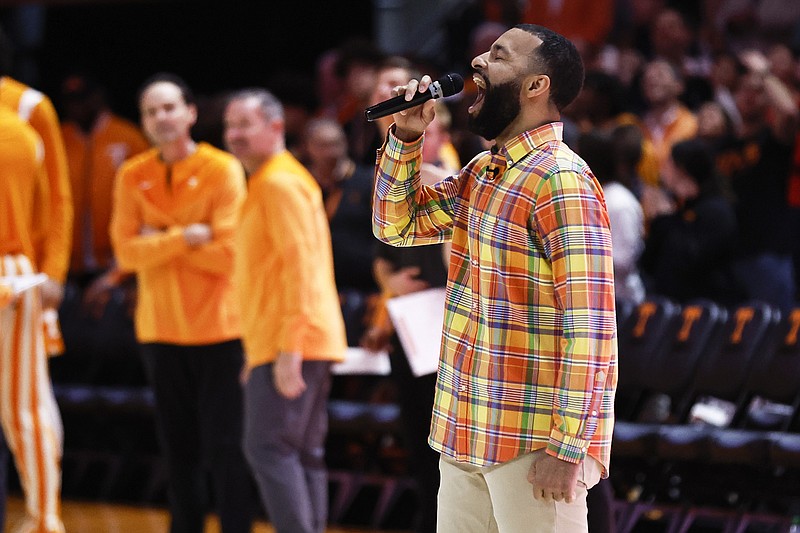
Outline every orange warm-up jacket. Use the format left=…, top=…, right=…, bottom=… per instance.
left=235, top=150, right=347, bottom=369
left=0, top=76, right=73, bottom=283
left=62, top=111, right=150, bottom=272
left=110, top=143, right=245, bottom=345
left=0, top=108, right=51, bottom=272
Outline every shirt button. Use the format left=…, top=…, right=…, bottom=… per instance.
left=471, top=259, right=479, bottom=267
left=591, top=410, right=598, bottom=417
left=459, top=385, right=467, bottom=393
left=595, top=371, right=605, bottom=382
left=581, top=447, right=588, bottom=453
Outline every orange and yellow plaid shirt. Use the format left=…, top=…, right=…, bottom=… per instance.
left=373, top=122, right=618, bottom=473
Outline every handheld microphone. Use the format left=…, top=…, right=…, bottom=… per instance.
left=364, top=73, right=464, bottom=122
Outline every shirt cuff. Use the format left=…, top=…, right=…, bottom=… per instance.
left=547, top=428, right=590, bottom=464
left=385, top=126, right=423, bottom=162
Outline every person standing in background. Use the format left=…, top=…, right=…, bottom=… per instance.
left=56, top=73, right=149, bottom=383
left=110, top=73, right=253, bottom=533
left=224, top=88, right=347, bottom=533
left=0, top=106, right=67, bottom=533
left=1, top=24, right=72, bottom=533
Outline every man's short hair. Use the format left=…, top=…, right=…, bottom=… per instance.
left=137, top=72, right=196, bottom=107
left=514, top=24, right=585, bottom=112
left=228, top=88, right=284, bottom=123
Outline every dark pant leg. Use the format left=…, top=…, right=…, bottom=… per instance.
left=243, top=361, right=332, bottom=533
left=587, top=477, right=616, bottom=533
left=0, top=426, right=7, bottom=530
left=196, top=340, right=254, bottom=533
left=299, top=362, right=332, bottom=533
left=141, top=343, right=206, bottom=533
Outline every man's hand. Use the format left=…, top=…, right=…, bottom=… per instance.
left=360, top=325, right=392, bottom=353
left=183, top=223, right=213, bottom=247
left=527, top=452, right=581, bottom=503
left=273, top=352, right=306, bottom=399
left=82, top=270, right=119, bottom=319
left=40, top=278, right=64, bottom=309
left=393, top=75, right=437, bottom=142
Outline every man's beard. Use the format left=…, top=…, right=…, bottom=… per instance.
left=467, top=78, right=521, bottom=141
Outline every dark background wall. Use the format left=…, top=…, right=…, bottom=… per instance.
left=1, top=0, right=375, bottom=120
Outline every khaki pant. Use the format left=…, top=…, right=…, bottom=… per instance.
left=437, top=450, right=602, bottom=533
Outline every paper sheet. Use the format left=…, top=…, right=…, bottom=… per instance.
left=385, top=287, right=446, bottom=377
left=332, top=347, right=391, bottom=375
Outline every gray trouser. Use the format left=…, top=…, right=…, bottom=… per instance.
left=243, top=361, right=332, bottom=533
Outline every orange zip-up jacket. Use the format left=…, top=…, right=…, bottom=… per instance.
left=110, top=143, right=245, bottom=345
left=0, top=108, right=48, bottom=265
left=62, top=111, right=149, bottom=272
left=235, top=151, right=347, bottom=368
left=1, top=76, right=73, bottom=282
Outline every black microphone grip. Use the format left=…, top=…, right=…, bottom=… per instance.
left=364, top=73, right=464, bottom=122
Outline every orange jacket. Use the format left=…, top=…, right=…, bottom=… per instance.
left=235, top=151, right=347, bottom=368
left=0, top=108, right=50, bottom=272
left=62, top=111, right=149, bottom=272
left=110, top=143, right=245, bottom=345
left=0, top=76, right=73, bottom=282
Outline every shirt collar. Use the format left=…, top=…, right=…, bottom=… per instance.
left=494, top=122, right=563, bottom=168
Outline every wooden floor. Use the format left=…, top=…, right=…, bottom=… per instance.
left=4, top=497, right=387, bottom=533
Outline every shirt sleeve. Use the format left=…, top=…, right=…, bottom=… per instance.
left=29, top=98, right=73, bottom=282
left=533, top=169, right=617, bottom=463
left=180, top=159, right=246, bottom=276
left=109, top=167, right=189, bottom=272
left=260, top=174, right=321, bottom=354
left=372, top=128, right=459, bottom=246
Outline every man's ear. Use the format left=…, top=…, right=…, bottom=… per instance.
left=525, top=74, right=550, bottom=99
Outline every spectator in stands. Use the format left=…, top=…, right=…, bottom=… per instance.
left=641, top=138, right=741, bottom=305
left=640, top=59, right=699, bottom=177
left=346, top=55, right=419, bottom=165
left=716, top=49, right=800, bottom=312
left=579, top=129, right=646, bottom=305
left=373, top=24, right=617, bottom=532
left=303, top=117, right=376, bottom=292
left=710, top=52, right=745, bottom=132
left=224, top=88, right=347, bottom=533
left=331, top=38, right=384, bottom=126
left=110, top=73, right=253, bottom=533
left=1, top=24, right=71, bottom=533
left=56, top=73, right=149, bottom=382
left=302, top=117, right=378, bottom=344
left=696, top=100, right=735, bottom=146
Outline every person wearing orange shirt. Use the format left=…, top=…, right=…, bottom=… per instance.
left=224, top=89, right=347, bottom=533
left=60, top=74, right=149, bottom=279
left=57, top=74, right=150, bottom=382
left=640, top=59, right=699, bottom=177
left=0, top=69, right=72, bottom=312
left=0, top=107, right=66, bottom=533
left=109, top=73, right=253, bottom=533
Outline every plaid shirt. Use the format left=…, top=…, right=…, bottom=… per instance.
left=373, top=122, right=617, bottom=473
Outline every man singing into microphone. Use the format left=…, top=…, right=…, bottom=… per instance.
left=372, top=24, right=617, bottom=533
